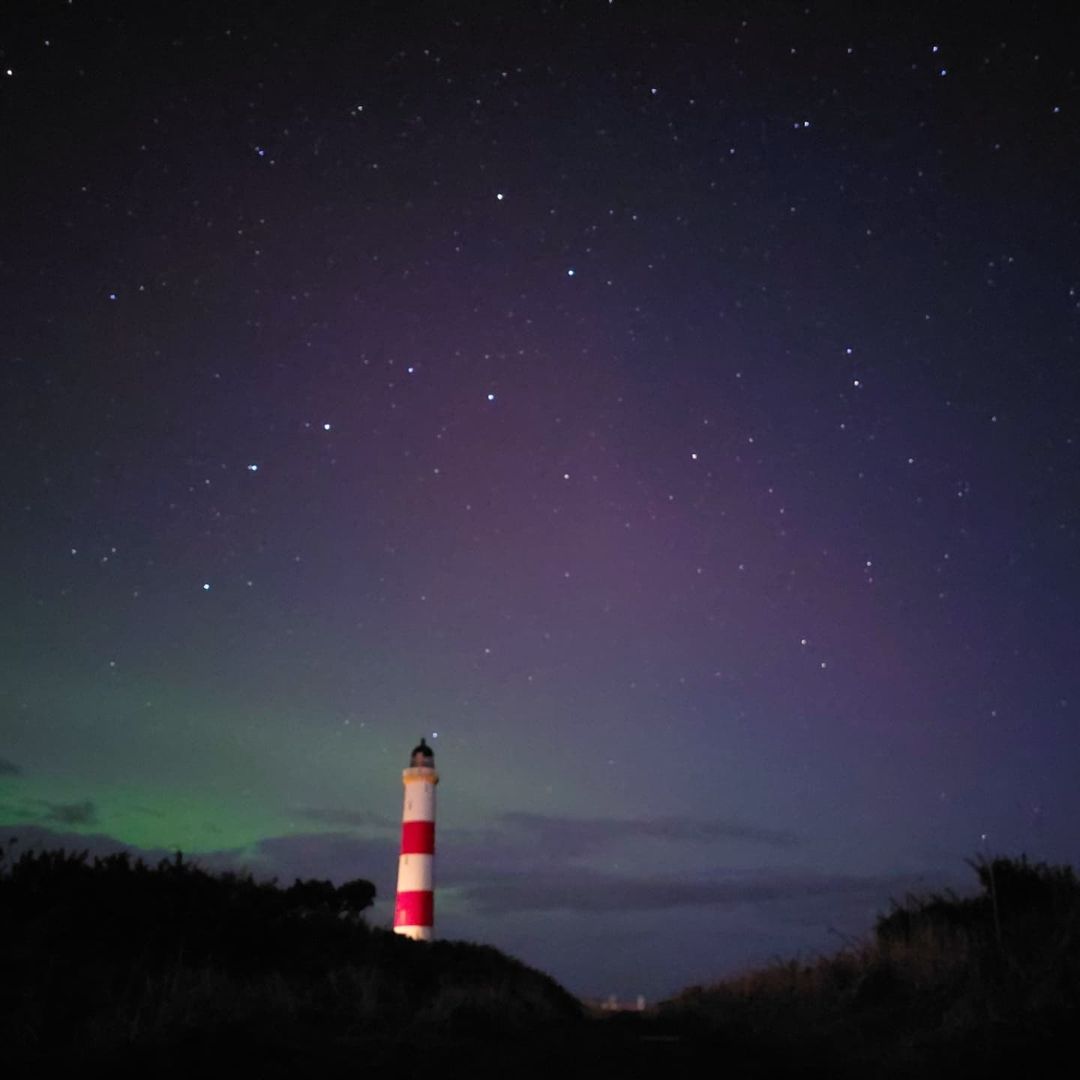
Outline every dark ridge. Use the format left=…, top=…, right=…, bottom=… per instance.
left=660, top=855, right=1080, bottom=1078
left=4, top=848, right=1079, bottom=1077
left=0, top=846, right=580, bottom=1075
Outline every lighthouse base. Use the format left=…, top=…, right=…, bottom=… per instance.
left=394, top=925, right=432, bottom=942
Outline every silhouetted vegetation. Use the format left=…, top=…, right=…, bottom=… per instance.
left=0, top=845, right=579, bottom=1074
left=661, top=855, right=1080, bottom=1078
left=5, top=848, right=1079, bottom=1076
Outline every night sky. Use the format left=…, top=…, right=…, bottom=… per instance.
left=3, top=1, right=1079, bottom=999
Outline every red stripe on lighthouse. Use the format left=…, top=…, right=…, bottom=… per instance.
left=394, top=889, right=434, bottom=927
left=400, top=819, right=435, bottom=854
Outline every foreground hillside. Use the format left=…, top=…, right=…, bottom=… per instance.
left=3, top=848, right=1078, bottom=1077
left=0, top=847, right=580, bottom=1074
left=661, top=855, right=1080, bottom=1077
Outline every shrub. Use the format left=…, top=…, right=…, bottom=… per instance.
left=660, top=855, right=1080, bottom=1077
left=0, top=845, right=579, bottom=1064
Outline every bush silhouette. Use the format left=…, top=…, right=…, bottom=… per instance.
left=0, top=845, right=579, bottom=1067
left=12, top=844, right=1073, bottom=1075
left=661, top=854, right=1080, bottom=1078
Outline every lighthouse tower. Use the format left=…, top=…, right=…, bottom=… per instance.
left=393, top=738, right=438, bottom=940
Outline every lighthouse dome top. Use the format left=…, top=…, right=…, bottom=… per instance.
left=410, top=737, right=435, bottom=766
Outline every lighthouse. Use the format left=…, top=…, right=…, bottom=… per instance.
left=393, top=737, right=438, bottom=940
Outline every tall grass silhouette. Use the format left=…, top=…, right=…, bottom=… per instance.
left=4, top=846, right=1077, bottom=1076
left=662, top=855, right=1080, bottom=1077
left=0, top=845, right=579, bottom=1069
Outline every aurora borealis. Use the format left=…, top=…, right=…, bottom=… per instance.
left=2, top=2, right=1079, bottom=998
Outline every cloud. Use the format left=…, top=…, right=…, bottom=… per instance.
left=417, top=812, right=802, bottom=888
left=497, top=812, right=801, bottom=856
left=0, top=757, right=21, bottom=776
left=429, top=814, right=909, bottom=922
left=0, top=824, right=172, bottom=863
left=0, top=796, right=100, bottom=827
left=239, top=832, right=396, bottom=886
left=0, top=818, right=941, bottom=945
left=458, top=867, right=919, bottom=916
left=42, top=800, right=97, bottom=825
left=428, top=814, right=908, bottom=919
left=293, top=807, right=393, bottom=829
left=0, top=802, right=33, bottom=822
left=0, top=825, right=395, bottom=895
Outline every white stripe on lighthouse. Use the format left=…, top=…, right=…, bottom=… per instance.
left=402, top=783, right=436, bottom=821
left=396, top=853, right=434, bottom=892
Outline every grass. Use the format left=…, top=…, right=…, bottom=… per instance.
left=0, top=845, right=580, bottom=1073
left=3, top=847, right=1078, bottom=1077
left=660, top=855, right=1080, bottom=1077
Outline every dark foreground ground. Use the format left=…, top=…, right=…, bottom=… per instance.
left=10, top=1010, right=1076, bottom=1080
left=4, top=850, right=1079, bottom=1078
